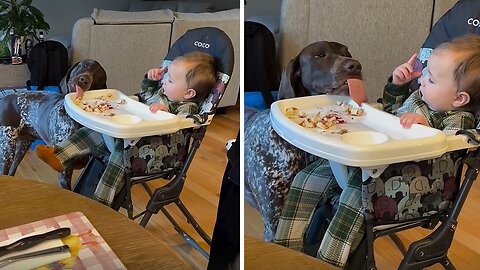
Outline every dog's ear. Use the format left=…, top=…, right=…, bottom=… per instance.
left=278, top=57, right=300, bottom=100
left=60, top=61, right=80, bottom=95
left=330, top=41, right=352, bottom=58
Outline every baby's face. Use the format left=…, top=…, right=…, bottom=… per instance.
left=418, top=50, right=458, bottom=112
left=162, top=60, right=190, bottom=102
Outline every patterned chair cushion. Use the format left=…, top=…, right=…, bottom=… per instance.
left=125, top=129, right=190, bottom=176
left=362, top=150, right=464, bottom=222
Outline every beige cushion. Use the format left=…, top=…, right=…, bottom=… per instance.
left=128, top=0, right=215, bottom=13
left=89, top=23, right=172, bottom=95
left=91, top=8, right=174, bottom=24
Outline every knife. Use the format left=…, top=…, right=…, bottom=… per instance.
left=0, top=245, right=70, bottom=269
left=0, top=227, right=71, bottom=258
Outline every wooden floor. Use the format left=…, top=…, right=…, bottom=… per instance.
left=14, top=106, right=239, bottom=270
left=245, top=175, right=480, bottom=269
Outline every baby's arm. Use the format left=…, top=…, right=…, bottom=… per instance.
left=392, top=53, right=422, bottom=85
left=149, top=103, right=169, bottom=113
left=147, top=67, right=167, bottom=81
left=399, top=113, right=429, bottom=128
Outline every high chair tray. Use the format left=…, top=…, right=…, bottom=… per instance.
left=65, top=89, right=196, bottom=139
left=270, top=95, right=452, bottom=167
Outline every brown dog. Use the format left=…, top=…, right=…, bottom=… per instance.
left=0, top=59, right=106, bottom=178
left=244, top=41, right=363, bottom=241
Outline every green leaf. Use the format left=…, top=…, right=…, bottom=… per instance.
left=0, top=0, right=49, bottom=36
left=19, top=0, right=32, bottom=7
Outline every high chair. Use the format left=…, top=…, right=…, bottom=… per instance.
left=70, top=27, right=234, bottom=259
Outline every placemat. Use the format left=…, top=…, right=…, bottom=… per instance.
left=0, top=212, right=126, bottom=269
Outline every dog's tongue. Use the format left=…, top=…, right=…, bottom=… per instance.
left=75, top=85, right=85, bottom=98
left=347, top=78, right=368, bottom=105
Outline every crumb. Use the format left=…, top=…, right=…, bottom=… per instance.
left=285, top=107, right=299, bottom=117
left=338, top=128, right=348, bottom=134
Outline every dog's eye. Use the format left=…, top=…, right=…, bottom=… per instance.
left=315, top=53, right=326, bottom=58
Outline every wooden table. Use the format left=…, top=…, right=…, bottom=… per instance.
left=245, top=236, right=339, bottom=269
left=0, top=175, right=191, bottom=269
left=0, top=63, right=29, bottom=89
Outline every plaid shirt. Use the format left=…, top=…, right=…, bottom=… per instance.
left=383, top=82, right=475, bottom=131
left=139, top=77, right=199, bottom=115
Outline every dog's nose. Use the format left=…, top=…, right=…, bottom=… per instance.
left=345, top=60, right=362, bottom=72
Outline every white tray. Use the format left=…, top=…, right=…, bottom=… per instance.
left=270, top=95, right=472, bottom=168
left=65, top=89, right=199, bottom=139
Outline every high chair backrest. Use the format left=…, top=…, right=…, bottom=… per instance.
left=410, top=0, right=480, bottom=92
left=162, top=27, right=234, bottom=124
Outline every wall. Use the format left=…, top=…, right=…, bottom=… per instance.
left=31, top=0, right=239, bottom=40
left=212, top=0, right=239, bottom=11
left=32, top=0, right=131, bottom=40
left=245, top=0, right=282, bottom=19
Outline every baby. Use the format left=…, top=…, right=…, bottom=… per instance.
left=141, top=52, right=216, bottom=115
left=37, top=52, right=217, bottom=206
left=384, top=34, right=480, bottom=130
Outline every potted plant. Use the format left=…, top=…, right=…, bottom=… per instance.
left=0, top=0, right=50, bottom=57
left=0, top=0, right=50, bottom=39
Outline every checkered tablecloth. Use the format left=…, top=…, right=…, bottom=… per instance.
left=0, top=212, right=126, bottom=270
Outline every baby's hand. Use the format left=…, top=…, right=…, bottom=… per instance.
left=392, top=53, right=422, bottom=85
left=149, top=103, right=169, bottom=113
left=400, top=112, right=428, bottom=128
left=147, top=67, right=167, bottom=81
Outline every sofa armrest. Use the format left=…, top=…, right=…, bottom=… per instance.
left=71, top=18, right=94, bottom=65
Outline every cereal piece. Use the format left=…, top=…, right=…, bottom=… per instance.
left=74, top=96, right=83, bottom=104
left=350, top=107, right=364, bottom=116
left=304, top=119, right=315, bottom=128
left=285, top=107, right=299, bottom=117
left=338, top=128, right=348, bottom=134
left=316, top=122, right=327, bottom=129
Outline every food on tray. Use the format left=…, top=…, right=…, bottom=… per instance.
left=285, top=101, right=364, bottom=133
left=337, top=101, right=364, bottom=116
left=285, top=107, right=299, bottom=117
left=81, top=100, right=114, bottom=113
left=95, top=93, right=114, bottom=100
left=75, top=94, right=127, bottom=117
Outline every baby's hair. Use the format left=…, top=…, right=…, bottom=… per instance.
left=174, top=52, right=217, bottom=103
left=435, top=34, right=480, bottom=115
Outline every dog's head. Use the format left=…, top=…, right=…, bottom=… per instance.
left=278, top=41, right=362, bottom=100
left=60, top=59, right=107, bottom=96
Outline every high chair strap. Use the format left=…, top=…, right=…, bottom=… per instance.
left=456, top=129, right=480, bottom=143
